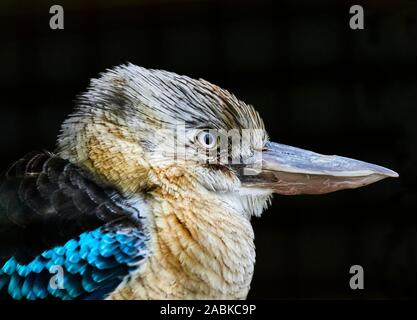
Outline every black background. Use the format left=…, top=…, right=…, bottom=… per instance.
left=0, top=0, right=416, bottom=299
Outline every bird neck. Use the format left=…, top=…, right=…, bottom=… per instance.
left=108, top=184, right=256, bottom=300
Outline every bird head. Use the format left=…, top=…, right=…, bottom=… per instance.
left=57, top=64, right=398, bottom=218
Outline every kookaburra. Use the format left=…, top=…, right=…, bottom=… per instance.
left=0, top=64, right=398, bottom=300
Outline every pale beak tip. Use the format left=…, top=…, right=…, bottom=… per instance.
left=386, top=170, right=399, bottom=178
left=359, top=160, right=399, bottom=179
left=373, top=167, right=399, bottom=178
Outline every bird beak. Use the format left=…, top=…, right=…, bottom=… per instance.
left=240, top=141, right=399, bottom=195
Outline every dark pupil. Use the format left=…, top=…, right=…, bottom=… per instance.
left=204, top=133, right=213, bottom=145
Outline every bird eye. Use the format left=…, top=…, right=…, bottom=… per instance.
left=196, top=131, right=217, bottom=149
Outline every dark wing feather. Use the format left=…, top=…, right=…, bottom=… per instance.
left=0, top=152, right=142, bottom=264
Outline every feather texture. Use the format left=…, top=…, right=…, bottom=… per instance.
left=0, top=152, right=149, bottom=299
left=0, top=222, right=147, bottom=300
left=0, top=152, right=142, bottom=264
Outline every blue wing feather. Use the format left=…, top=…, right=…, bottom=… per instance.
left=0, top=223, right=147, bottom=300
